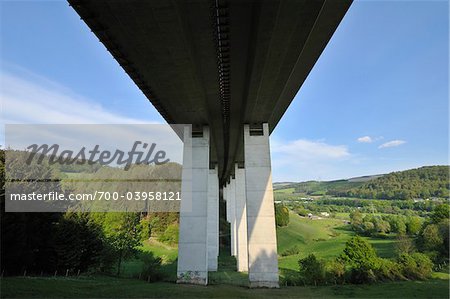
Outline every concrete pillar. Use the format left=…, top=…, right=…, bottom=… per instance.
left=234, top=163, right=248, bottom=272
left=229, top=178, right=237, bottom=257
left=224, top=184, right=229, bottom=222
left=244, top=123, right=279, bottom=288
left=177, top=126, right=209, bottom=285
left=207, top=166, right=219, bottom=271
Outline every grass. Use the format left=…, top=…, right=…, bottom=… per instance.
left=2, top=276, right=449, bottom=298
left=1, top=211, right=448, bottom=298
left=121, top=239, right=178, bottom=280
left=277, top=212, right=399, bottom=271
left=274, top=188, right=296, bottom=194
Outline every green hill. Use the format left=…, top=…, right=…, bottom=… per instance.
left=276, top=165, right=450, bottom=200
left=346, top=166, right=449, bottom=199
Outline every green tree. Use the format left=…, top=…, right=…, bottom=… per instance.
left=275, top=204, right=290, bottom=227
left=397, top=253, right=433, bottom=280
left=431, top=204, right=449, bottom=224
left=390, top=216, right=407, bottom=234
left=298, top=254, right=326, bottom=286
left=103, top=213, right=142, bottom=276
left=338, top=236, right=380, bottom=283
left=395, top=234, right=415, bottom=255
left=349, top=210, right=363, bottom=230
left=420, top=224, right=443, bottom=251
left=406, top=216, right=422, bottom=235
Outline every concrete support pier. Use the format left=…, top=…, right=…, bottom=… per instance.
left=234, top=163, right=248, bottom=272
left=177, top=126, right=210, bottom=285
left=207, top=166, right=219, bottom=271
left=229, top=178, right=237, bottom=257
left=244, top=123, right=279, bottom=288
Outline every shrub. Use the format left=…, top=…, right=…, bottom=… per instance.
left=280, top=269, right=302, bottom=286
left=420, top=224, right=443, bottom=251
left=325, top=260, right=346, bottom=285
left=139, top=217, right=152, bottom=241
left=376, top=258, right=403, bottom=281
left=157, top=223, right=179, bottom=245
left=139, top=253, right=164, bottom=282
left=395, top=234, right=416, bottom=255
left=275, top=204, right=290, bottom=227
left=338, top=236, right=381, bottom=284
left=281, top=245, right=301, bottom=256
left=298, top=254, right=326, bottom=286
left=398, top=253, right=433, bottom=280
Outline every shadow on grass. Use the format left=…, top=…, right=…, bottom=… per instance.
left=208, top=253, right=248, bottom=286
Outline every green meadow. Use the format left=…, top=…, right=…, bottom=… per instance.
left=1, top=211, right=448, bottom=298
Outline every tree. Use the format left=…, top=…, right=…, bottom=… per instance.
left=397, top=253, right=433, bottom=280
left=339, top=236, right=378, bottom=268
left=275, top=204, right=290, bottom=227
left=431, top=204, right=449, bottom=224
left=103, top=213, right=142, bottom=275
left=298, top=254, right=326, bottom=286
left=390, top=217, right=406, bottom=234
left=54, top=213, right=105, bottom=272
left=420, top=224, right=443, bottom=251
left=338, top=236, right=380, bottom=283
left=395, top=234, right=415, bottom=255
left=406, top=216, right=422, bottom=235
left=374, top=219, right=391, bottom=234
left=361, top=221, right=375, bottom=236
left=350, top=210, right=363, bottom=230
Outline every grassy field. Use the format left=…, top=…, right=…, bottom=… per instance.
left=274, top=188, right=296, bottom=194
left=121, top=239, right=178, bottom=280
left=1, top=211, right=448, bottom=298
left=2, top=275, right=449, bottom=298
left=277, top=212, right=398, bottom=271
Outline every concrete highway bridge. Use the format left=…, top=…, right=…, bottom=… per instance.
left=69, top=0, right=352, bottom=288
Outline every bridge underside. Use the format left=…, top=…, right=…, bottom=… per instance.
left=69, top=0, right=351, bottom=184
left=69, top=0, right=351, bottom=288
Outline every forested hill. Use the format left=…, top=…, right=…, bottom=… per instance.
left=343, top=166, right=449, bottom=200
left=284, top=166, right=449, bottom=200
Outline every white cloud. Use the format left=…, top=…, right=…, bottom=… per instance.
left=270, top=138, right=351, bottom=182
left=378, top=140, right=406, bottom=149
left=1, top=70, right=158, bottom=125
left=357, top=136, right=373, bottom=143
left=272, top=139, right=350, bottom=159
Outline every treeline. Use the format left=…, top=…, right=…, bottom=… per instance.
left=334, top=166, right=450, bottom=200
left=287, top=198, right=442, bottom=219
left=349, top=204, right=449, bottom=264
left=349, top=210, right=423, bottom=236
left=284, top=166, right=450, bottom=200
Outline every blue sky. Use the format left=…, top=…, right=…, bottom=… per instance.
left=1, top=0, right=448, bottom=182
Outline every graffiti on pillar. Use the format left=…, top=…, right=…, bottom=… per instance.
left=177, top=271, right=206, bottom=284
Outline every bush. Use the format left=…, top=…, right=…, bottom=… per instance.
left=376, top=258, right=403, bottom=281
left=339, top=236, right=379, bottom=270
left=275, top=204, right=290, bottom=227
left=139, top=253, right=164, bottom=282
left=281, top=245, right=300, bottom=257
left=398, top=253, right=433, bottom=280
left=157, top=223, right=179, bottom=245
left=298, top=254, right=326, bottom=286
left=338, top=236, right=381, bottom=284
left=325, top=260, right=346, bottom=285
left=139, top=217, right=151, bottom=241
left=296, top=208, right=309, bottom=217
left=279, top=269, right=302, bottom=286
